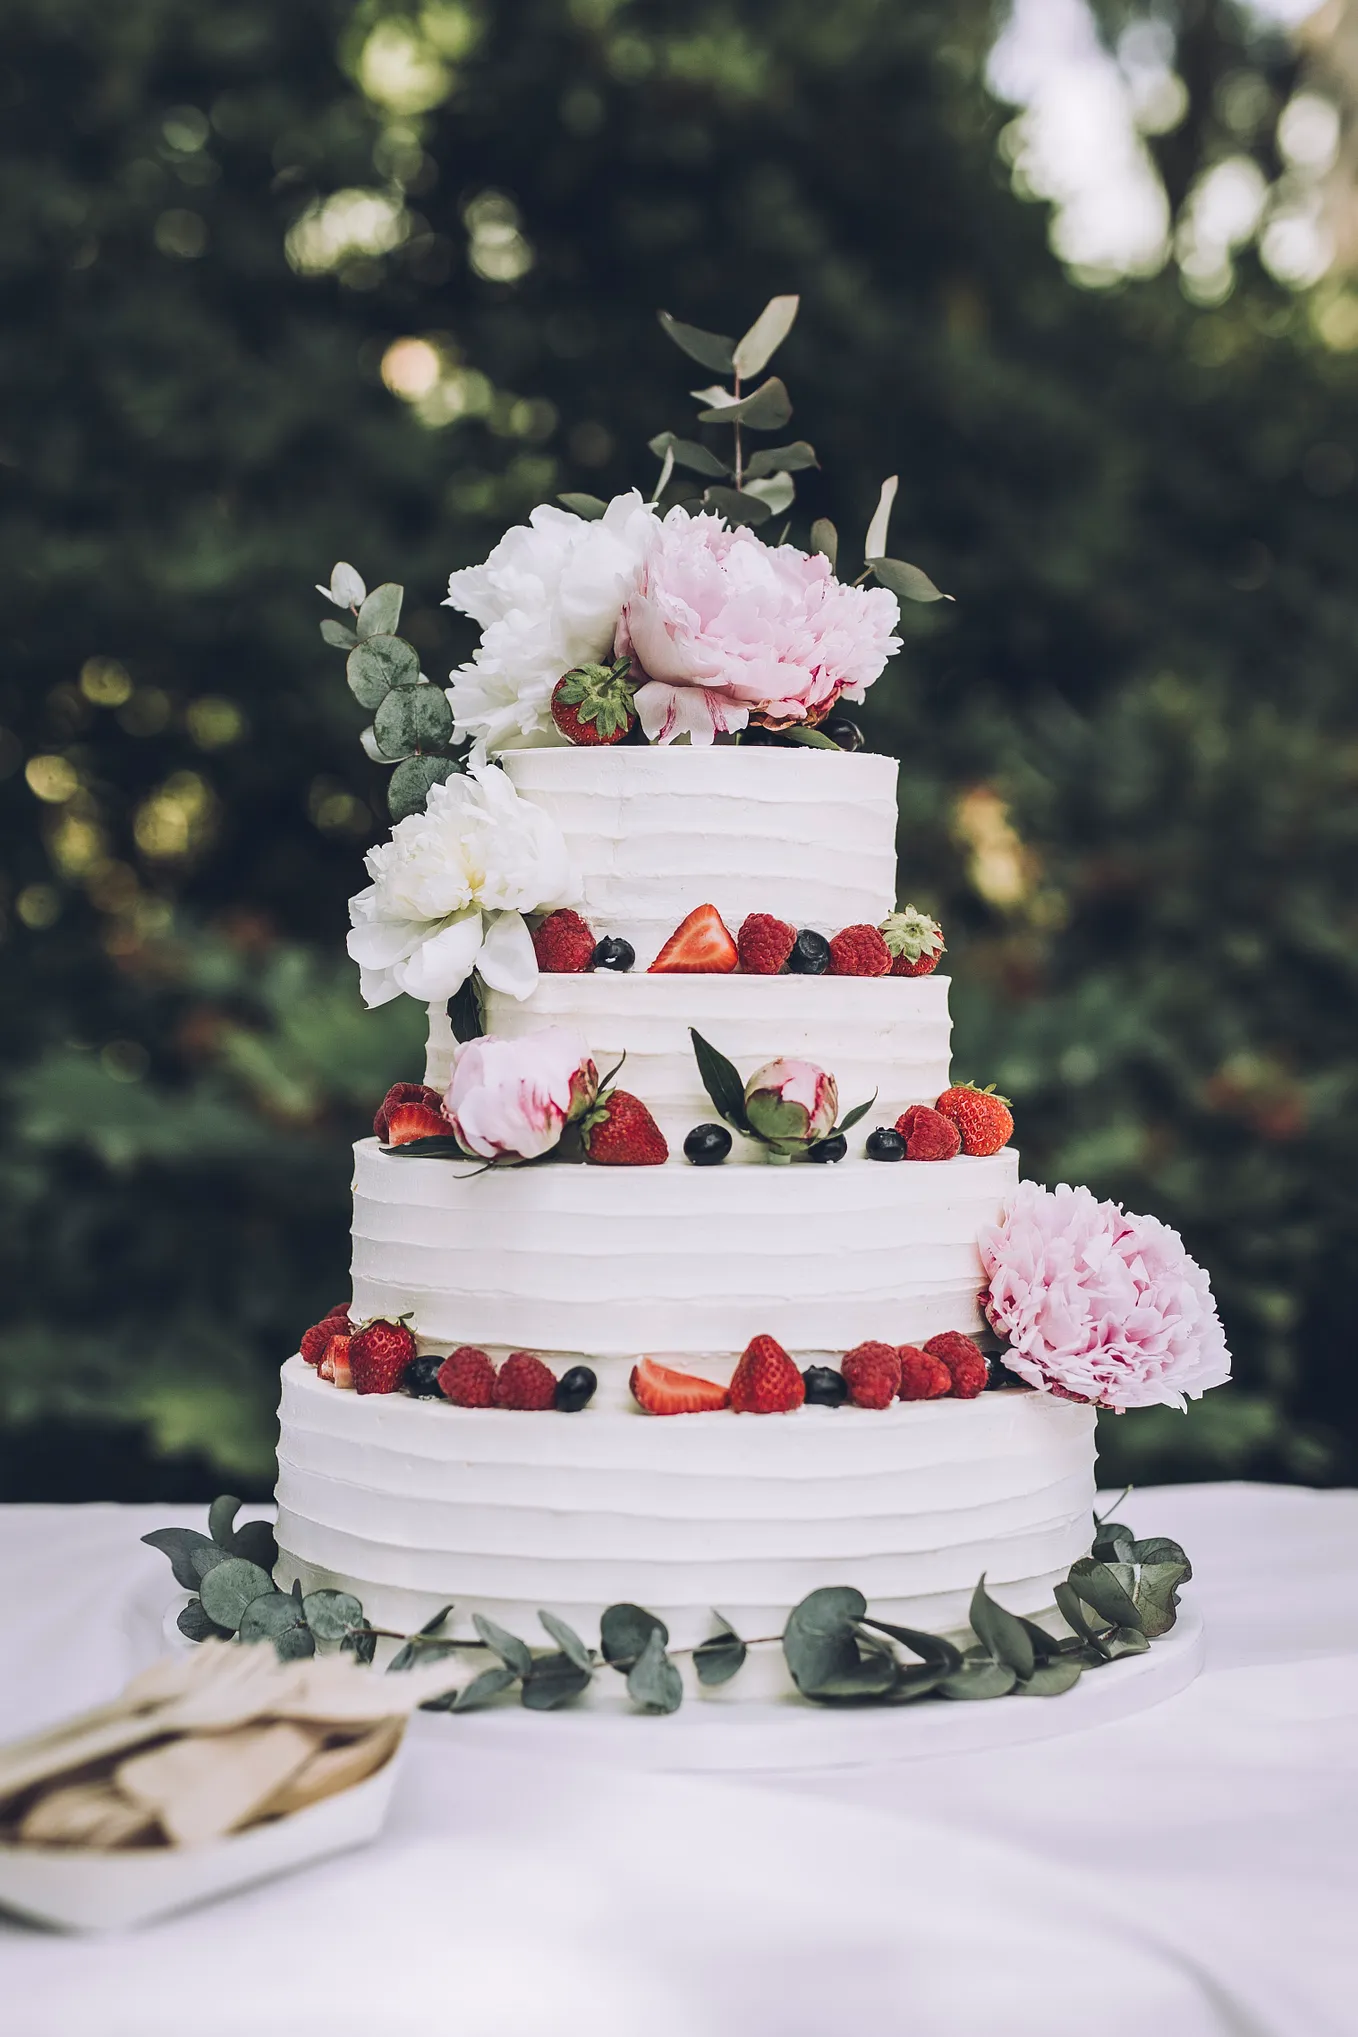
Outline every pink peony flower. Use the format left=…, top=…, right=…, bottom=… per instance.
left=979, top=1181, right=1232, bottom=1412
left=616, top=510, right=901, bottom=746
left=744, top=1058, right=839, bottom=1150
left=445, top=1028, right=596, bottom=1162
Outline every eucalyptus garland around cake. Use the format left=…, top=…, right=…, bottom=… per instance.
left=144, top=1499, right=1190, bottom=1716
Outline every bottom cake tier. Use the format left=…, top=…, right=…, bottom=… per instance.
left=274, top=1358, right=1097, bottom=1700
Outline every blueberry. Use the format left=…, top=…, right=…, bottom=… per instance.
left=554, top=1365, right=597, bottom=1412
left=822, top=715, right=865, bottom=752
left=787, top=929, right=831, bottom=975
left=865, top=1126, right=906, bottom=1161
left=684, top=1122, right=733, bottom=1166
left=807, top=1133, right=847, bottom=1164
left=802, top=1365, right=849, bottom=1406
left=591, top=936, right=635, bottom=973
left=405, top=1354, right=446, bottom=1399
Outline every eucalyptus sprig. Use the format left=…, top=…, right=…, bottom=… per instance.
left=145, top=1497, right=1191, bottom=1715
left=315, top=562, right=463, bottom=821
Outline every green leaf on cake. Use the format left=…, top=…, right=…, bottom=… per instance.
left=832, top=1093, right=877, bottom=1137
left=374, top=684, right=454, bottom=758
left=448, top=1665, right=519, bottom=1711
left=1131, top=1543, right=1192, bottom=1638
left=780, top=725, right=842, bottom=749
left=1014, top=1656, right=1084, bottom=1697
left=204, top=1497, right=278, bottom=1573
left=537, top=1611, right=593, bottom=1673
left=142, top=1526, right=220, bottom=1592
left=782, top=1585, right=867, bottom=1697
left=197, top=1557, right=276, bottom=1633
left=627, top=1629, right=684, bottom=1713
left=657, top=310, right=735, bottom=374
left=342, top=1628, right=377, bottom=1665
left=1054, top=1579, right=1112, bottom=1659
left=968, top=1576, right=1036, bottom=1678
left=688, top=1030, right=750, bottom=1134
left=599, top=1602, right=668, bottom=1672
left=858, top=1617, right=964, bottom=1676
left=937, top=1655, right=1019, bottom=1701
left=388, top=754, right=458, bottom=822
left=177, top=1599, right=231, bottom=1643
left=302, top=1589, right=365, bottom=1643
left=693, top=1620, right=748, bottom=1686
left=521, top=1652, right=593, bottom=1709
left=347, top=633, right=419, bottom=710
left=473, top=1612, right=534, bottom=1678
left=385, top=1134, right=469, bottom=1160
left=1068, top=1557, right=1144, bottom=1633
left=356, top=582, right=404, bottom=639
left=238, top=1590, right=317, bottom=1658
left=447, top=978, right=483, bottom=1046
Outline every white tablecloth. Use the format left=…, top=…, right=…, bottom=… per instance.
left=2, top=1483, right=1355, bottom=2037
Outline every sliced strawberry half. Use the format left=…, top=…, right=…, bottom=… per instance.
left=384, top=1101, right=453, bottom=1147
left=648, top=903, right=738, bottom=974
left=629, top=1358, right=730, bottom=1415
left=373, top=1082, right=443, bottom=1141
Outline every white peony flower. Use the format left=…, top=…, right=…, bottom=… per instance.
left=346, top=762, right=578, bottom=1008
left=444, top=491, right=658, bottom=755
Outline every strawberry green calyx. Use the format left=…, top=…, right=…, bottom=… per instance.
left=951, top=1079, right=1012, bottom=1107
left=554, top=656, right=636, bottom=740
left=880, top=905, right=945, bottom=966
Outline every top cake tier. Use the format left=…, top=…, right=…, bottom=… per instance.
left=501, top=746, right=899, bottom=968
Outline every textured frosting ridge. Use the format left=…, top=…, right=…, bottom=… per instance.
left=501, top=746, right=899, bottom=964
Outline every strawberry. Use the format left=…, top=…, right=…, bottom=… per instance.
left=881, top=906, right=945, bottom=978
left=894, top=1104, right=962, bottom=1162
left=728, top=1333, right=805, bottom=1414
left=531, top=908, right=597, bottom=974
left=300, top=1311, right=350, bottom=1365
left=897, top=1345, right=951, bottom=1401
left=349, top=1318, right=417, bottom=1395
left=841, top=1340, right=902, bottom=1409
left=923, top=1331, right=989, bottom=1399
left=385, top=1100, right=454, bottom=1147
left=828, top=924, right=892, bottom=977
left=550, top=657, right=637, bottom=745
left=373, top=1083, right=444, bottom=1141
left=648, top=903, right=738, bottom=974
left=737, top=912, right=796, bottom=975
left=319, top=1333, right=353, bottom=1388
left=934, top=1082, right=1014, bottom=1157
left=493, top=1351, right=558, bottom=1410
left=437, top=1346, right=497, bottom=1407
left=630, top=1357, right=730, bottom=1415
left=581, top=1089, right=668, bottom=1166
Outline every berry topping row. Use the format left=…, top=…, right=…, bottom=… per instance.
left=298, top=1310, right=599, bottom=1410
left=531, top=903, right=945, bottom=978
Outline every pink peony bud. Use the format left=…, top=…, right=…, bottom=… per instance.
left=445, top=1027, right=595, bottom=1162
left=743, top=1058, right=839, bottom=1151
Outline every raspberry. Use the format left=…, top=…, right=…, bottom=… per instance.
left=493, top=1351, right=558, bottom=1410
left=894, top=1104, right=962, bottom=1161
left=737, top=913, right=796, bottom=975
left=532, top=909, right=597, bottom=974
left=897, top=1345, right=951, bottom=1401
left=924, top=1332, right=989, bottom=1399
left=841, top=1341, right=902, bottom=1409
left=436, top=1346, right=497, bottom=1407
left=828, top=924, right=891, bottom=977
left=728, top=1334, right=805, bottom=1414
left=300, top=1311, right=350, bottom=1365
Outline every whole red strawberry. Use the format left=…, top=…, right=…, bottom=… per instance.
left=385, top=1100, right=454, bottom=1147
left=881, top=906, right=945, bottom=979
left=350, top=1318, right=417, bottom=1395
left=894, top=1104, right=962, bottom=1161
left=437, top=1346, right=497, bottom=1407
left=300, top=1310, right=351, bottom=1365
left=729, top=1334, right=805, bottom=1414
left=924, top=1331, right=989, bottom=1399
left=550, top=657, right=637, bottom=745
left=737, top=912, right=796, bottom=975
left=897, top=1345, right=951, bottom=1401
left=934, top=1082, right=1014, bottom=1157
left=828, top=924, right=892, bottom=977
left=373, top=1083, right=444, bottom=1141
left=582, top=1089, right=668, bottom=1166
left=532, top=908, right=597, bottom=974
left=841, top=1340, right=902, bottom=1409
left=493, top=1351, right=558, bottom=1410
left=319, top=1333, right=353, bottom=1387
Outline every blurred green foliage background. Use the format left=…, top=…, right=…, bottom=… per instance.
left=3, top=0, right=1355, bottom=1498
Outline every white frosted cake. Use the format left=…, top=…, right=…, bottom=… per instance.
left=274, top=748, right=1099, bottom=1673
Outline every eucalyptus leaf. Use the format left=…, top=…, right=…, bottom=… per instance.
left=359, top=724, right=387, bottom=763
left=1130, top=1536, right=1191, bottom=1569
left=833, top=1094, right=877, bottom=1136
left=320, top=618, right=358, bottom=650
left=557, top=492, right=607, bottom=519
left=648, top=432, right=728, bottom=478
left=1134, top=1562, right=1191, bottom=1638
left=1092, top=1523, right=1136, bottom=1564
left=745, top=440, right=818, bottom=479
left=342, top=1628, right=377, bottom=1665
left=733, top=294, right=799, bottom=379
left=198, top=1557, right=276, bottom=1634
left=689, top=1029, right=751, bottom=1133
left=858, top=1618, right=964, bottom=1676
left=387, top=1636, right=462, bottom=1673
left=599, top=1602, right=668, bottom=1672
left=190, top=1541, right=233, bottom=1582
left=384, top=1134, right=470, bottom=1160
left=657, top=310, right=735, bottom=373
left=1054, top=1580, right=1111, bottom=1658
left=521, top=1652, right=592, bottom=1710
left=810, top=518, right=838, bottom=571
left=969, top=1576, right=1036, bottom=1678
left=347, top=634, right=419, bottom=710
left=450, top=1665, right=519, bottom=1711
left=879, top=1662, right=949, bottom=1703
left=627, top=1628, right=684, bottom=1713
left=177, top=1599, right=230, bottom=1643
left=302, top=1589, right=365, bottom=1643
left=701, top=485, right=772, bottom=527
left=357, top=583, right=403, bottom=639
left=141, top=1526, right=219, bottom=1592
left=473, top=1612, right=534, bottom=1678
left=779, top=725, right=841, bottom=749
left=1068, top=1558, right=1144, bottom=1633
left=388, top=753, right=458, bottom=822
left=447, top=977, right=483, bottom=1046
left=693, top=1625, right=747, bottom=1686
left=864, top=475, right=898, bottom=562
left=1017, top=1615, right=1069, bottom=1663
left=782, top=1585, right=867, bottom=1697
left=938, top=1659, right=1018, bottom=1701
left=868, top=556, right=950, bottom=604
left=1103, top=1626, right=1152, bottom=1660
left=797, top=1643, right=898, bottom=1704
left=238, top=1591, right=316, bottom=1658
left=374, top=684, right=454, bottom=758
left=741, top=472, right=796, bottom=516
left=1015, top=1656, right=1084, bottom=1697
left=537, top=1611, right=593, bottom=1673
left=208, top=1495, right=242, bottom=1548
left=229, top=1520, right=279, bottom=1572
left=696, top=377, right=791, bottom=431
